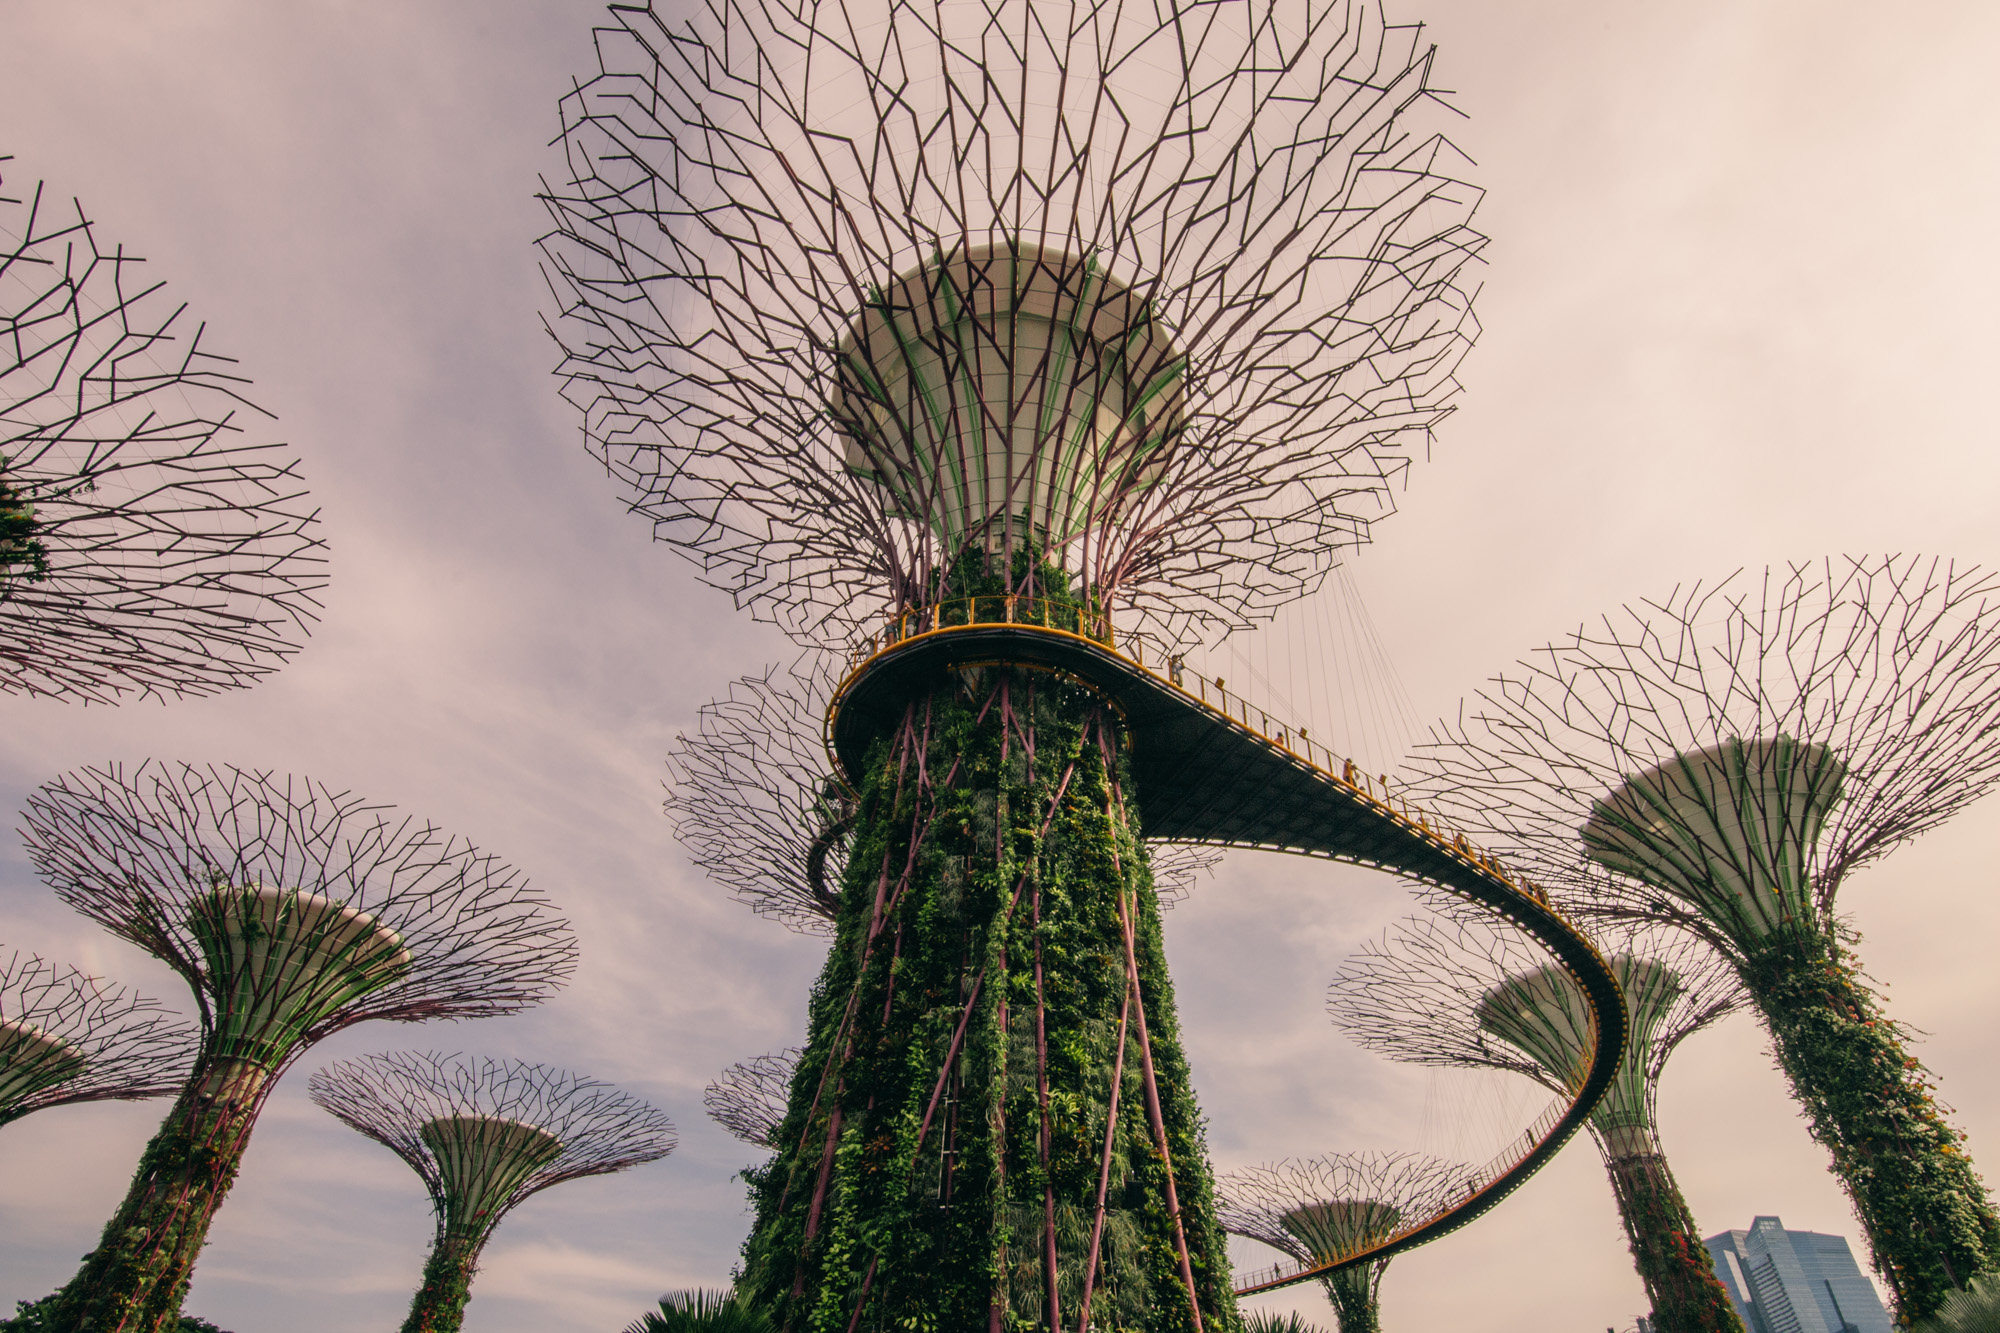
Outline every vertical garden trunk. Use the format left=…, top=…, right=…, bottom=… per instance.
left=1741, top=929, right=2000, bottom=1324
left=1319, top=1265, right=1381, bottom=1333
left=398, top=1228, right=487, bottom=1333
left=738, top=594, right=1240, bottom=1331
left=41, top=1056, right=270, bottom=1333
left=1599, top=1134, right=1745, bottom=1333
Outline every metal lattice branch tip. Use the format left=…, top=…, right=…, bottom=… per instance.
left=539, top=0, right=1485, bottom=650
left=0, top=948, right=195, bottom=1125
left=309, top=1051, right=676, bottom=1231
left=664, top=658, right=851, bottom=936
left=2, top=161, right=327, bottom=703
left=704, top=1048, right=800, bottom=1150
left=20, top=760, right=578, bottom=1072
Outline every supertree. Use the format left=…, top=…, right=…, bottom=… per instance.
left=1403, top=554, right=2000, bottom=1323
left=705, top=1049, right=800, bottom=1152
left=664, top=660, right=1224, bottom=935
left=16, top=760, right=578, bottom=1333
left=308, top=1051, right=678, bottom=1333
left=1, top=161, right=326, bottom=703
left=1215, top=1152, right=1464, bottom=1333
left=0, top=949, right=194, bottom=1126
left=1327, top=911, right=1748, bottom=1332
left=538, top=3, right=1622, bottom=1327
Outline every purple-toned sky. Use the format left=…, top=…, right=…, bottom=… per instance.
left=3, top=3, right=1998, bottom=1331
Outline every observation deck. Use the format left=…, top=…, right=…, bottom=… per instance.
left=827, top=596, right=1627, bottom=1295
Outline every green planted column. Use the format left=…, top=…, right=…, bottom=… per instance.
left=740, top=565, right=1239, bottom=1333
left=1739, top=931, right=1996, bottom=1311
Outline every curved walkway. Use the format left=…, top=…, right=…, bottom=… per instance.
left=826, top=604, right=1628, bottom=1295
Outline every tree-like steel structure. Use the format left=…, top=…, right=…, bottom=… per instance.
left=539, top=1, right=1481, bottom=652
left=1402, top=555, right=2000, bottom=1323
left=1215, top=1152, right=1463, bottom=1333
left=17, top=760, right=578, bottom=1333
left=1, top=163, right=326, bottom=703
left=542, top=1, right=1485, bottom=1325
left=1328, top=912, right=1747, bottom=1332
left=705, top=1049, right=802, bottom=1152
left=665, top=661, right=1223, bottom=935
left=0, top=949, right=194, bottom=1127
left=309, top=1051, right=677, bottom=1333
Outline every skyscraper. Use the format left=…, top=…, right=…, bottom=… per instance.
left=1707, top=1217, right=1892, bottom=1333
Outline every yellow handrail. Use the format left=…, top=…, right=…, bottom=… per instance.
left=846, top=601, right=1566, bottom=918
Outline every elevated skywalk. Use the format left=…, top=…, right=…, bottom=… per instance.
left=827, top=598, right=1628, bottom=1295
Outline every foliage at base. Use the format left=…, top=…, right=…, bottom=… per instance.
left=1914, top=1271, right=2000, bottom=1333
left=1242, top=1313, right=1332, bottom=1333
left=626, top=1289, right=777, bottom=1332
left=1743, top=929, right=2000, bottom=1324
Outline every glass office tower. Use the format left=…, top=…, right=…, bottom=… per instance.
left=1706, top=1217, right=1891, bottom=1333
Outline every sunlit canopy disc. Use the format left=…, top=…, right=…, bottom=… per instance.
left=188, top=885, right=412, bottom=1064
left=834, top=241, right=1184, bottom=553
left=1582, top=736, right=1847, bottom=941
left=419, top=1112, right=564, bottom=1232
left=1479, top=955, right=1681, bottom=1150
left=0, top=1016, right=87, bottom=1111
left=1279, top=1200, right=1402, bottom=1264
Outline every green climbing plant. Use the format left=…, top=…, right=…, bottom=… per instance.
left=1601, top=1146, right=1745, bottom=1333
left=736, top=540, right=1240, bottom=1331
left=1742, top=926, right=2000, bottom=1324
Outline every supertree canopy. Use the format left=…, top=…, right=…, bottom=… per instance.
left=540, top=0, right=1483, bottom=650
left=1215, top=1152, right=1464, bottom=1333
left=1, top=163, right=326, bottom=703
left=0, top=948, right=194, bottom=1127
left=309, top=1051, right=678, bottom=1333
left=1402, top=555, right=2000, bottom=1323
left=665, top=659, right=1223, bottom=935
left=1328, top=912, right=1747, bottom=1332
left=705, top=1048, right=802, bottom=1151
left=18, top=760, right=578, bottom=1333
left=537, top=4, right=1624, bottom=1328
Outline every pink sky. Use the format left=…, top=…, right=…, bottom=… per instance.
left=3, top=3, right=1997, bottom=1330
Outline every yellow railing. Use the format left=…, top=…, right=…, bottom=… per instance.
left=846, top=595, right=1114, bottom=664
left=845, top=597, right=1549, bottom=908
